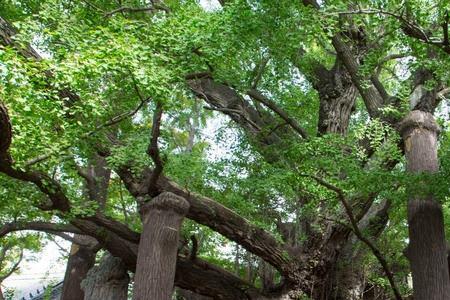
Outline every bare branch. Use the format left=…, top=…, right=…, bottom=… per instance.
left=247, top=89, right=308, bottom=139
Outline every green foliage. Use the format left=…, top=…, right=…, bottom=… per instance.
left=2, top=0, right=450, bottom=297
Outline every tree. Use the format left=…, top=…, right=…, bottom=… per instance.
left=1, top=0, right=450, bottom=299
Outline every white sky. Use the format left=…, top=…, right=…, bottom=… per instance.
left=3, top=238, right=69, bottom=300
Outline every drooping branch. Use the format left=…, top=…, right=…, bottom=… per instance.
left=0, top=164, right=72, bottom=212
left=176, top=256, right=270, bottom=299
left=117, top=165, right=294, bottom=278
left=305, top=174, right=403, bottom=300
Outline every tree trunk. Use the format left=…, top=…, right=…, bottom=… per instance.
left=316, top=60, right=357, bottom=136
left=81, top=253, right=129, bottom=300
left=132, top=192, right=190, bottom=300
left=400, top=110, right=450, bottom=300
left=60, top=236, right=96, bottom=300
left=176, top=288, right=212, bottom=300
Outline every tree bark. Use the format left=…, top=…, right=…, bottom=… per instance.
left=60, top=236, right=97, bottom=300
left=132, top=192, right=190, bottom=300
left=81, top=254, right=129, bottom=300
left=399, top=110, right=450, bottom=300
left=176, top=288, right=212, bottom=300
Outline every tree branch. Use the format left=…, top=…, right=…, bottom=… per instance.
left=304, top=174, right=403, bottom=300
left=0, top=249, right=23, bottom=282
left=24, top=96, right=150, bottom=167
left=146, top=102, right=164, bottom=196
left=247, top=89, right=308, bottom=139
left=0, top=222, right=82, bottom=238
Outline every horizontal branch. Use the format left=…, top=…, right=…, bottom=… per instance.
left=176, top=256, right=269, bottom=299
left=0, top=221, right=82, bottom=238
left=69, top=217, right=269, bottom=298
left=188, top=77, right=282, bottom=146
left=86, top=212, right=140, bottom=243
left=157, top=177, right=296, bottom=280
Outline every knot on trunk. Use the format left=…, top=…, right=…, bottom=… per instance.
left=398, top=110, right=440, bottom=137
left=142, top=192, right=190, bottom=216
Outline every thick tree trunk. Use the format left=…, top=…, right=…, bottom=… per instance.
left=315, top=61, right=357, bottom=136
left=400, top=110, right=450, bottom=300
left=133, top=192, right=190, bottom=300
left=60, top=236, right=96, bottom=300
left=81, top=254, right=129, bottom=300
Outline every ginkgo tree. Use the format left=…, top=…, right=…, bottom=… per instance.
left=1, top=0, right=450, bottom=300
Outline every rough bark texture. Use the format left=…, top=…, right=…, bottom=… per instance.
left=314, top=60, right=357, bottom=136
left=177, top=288, right=212, bottom=300
left=60, top=236, right=96, bottom=300
left=133, top=192, right=190, bottom=300
left=81, top=254, right=129, bottom=300
left=399, top=110, right=450, bottom=300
